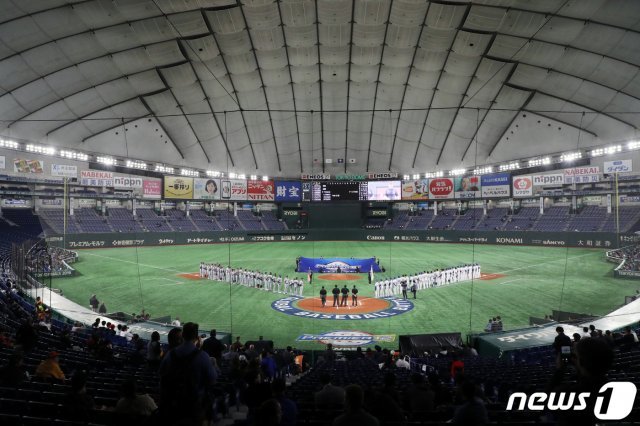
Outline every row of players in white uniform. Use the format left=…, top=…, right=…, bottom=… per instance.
left=374, top=264, right=481, bottom=297
left=199, top=262, right=304, bottom=296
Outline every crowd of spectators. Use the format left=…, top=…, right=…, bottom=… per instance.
left=2, top=265, right=640, bottom=425
left=608, top=244, right=640, bottom=271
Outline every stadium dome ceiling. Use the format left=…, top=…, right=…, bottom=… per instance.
left=1, top=0, right=640, bottom=176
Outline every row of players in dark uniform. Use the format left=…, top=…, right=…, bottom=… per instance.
left=318, top=284, right=359, bottom=307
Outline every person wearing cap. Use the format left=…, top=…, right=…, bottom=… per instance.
left=35, top=351, right=66, bottom=381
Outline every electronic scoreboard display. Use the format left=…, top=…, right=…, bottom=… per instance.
left=311, top=181, right=367, bottom=201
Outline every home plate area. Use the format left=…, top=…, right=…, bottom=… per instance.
left=272, top=296, right=414, bottom=320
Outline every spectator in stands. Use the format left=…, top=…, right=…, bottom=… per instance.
left=272, top=378, right=298, bottom=426
left=619, top=326, right=638, bottom=351
left=490, top=317, right=500, bottom=332
left=231, top=336, right=244, bottom=352
left=604, top=330, right=615, bottom=347
left=159, top=322, right=217, bottom=426
left=572, top=333, right=582, bottom=345
left=333, top=384, right=379, bottom=426
left=257, top=398, right=281, bottom=426
left=242, top=370, right=273, bottom=424
left=171, top=316, right=181, bottom=326
left=462, top=344, right=478, bottom=357
left=496, top=316, right=503, bottom=331
left=115, top=378, right=158, bottom=416
left=484, top=318, right=493, bottom=332
left=315, top=372, right=345, bottom=408
left=450, top=354, right=465, bottom=383
left=552, top=326, right=572, bottom=354
left=63, top=371, right=96, bottom=420
left=451, top=381, right=488, bottom=425
left=202, top=329, right=224, bottom=364
left=323, top=343, right=336, bottom=364
left=245, top=344, right=259, bottom=362
left=89, top=294, right=99, bottom=312
left=98, top=302, right=107, bottom=314
left=35, top=351, right=65, bottom=381
left=404, top=373, right=434, bottom=417
left=165, top=327, right=183, bottom=356
left=15, top=317, right=37, bottom=352
left=589, top=324, right=598, bottom=338
left=260, top=350, right=277, bottom=382
left=147, top=331, right=162, bottom=370
left=582, top=326, right=591, bottom=338
left=549, top=337, right=614, bottom=426
left=0, top=353, right=28, bottom=386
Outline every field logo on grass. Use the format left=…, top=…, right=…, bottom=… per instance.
left=296, top=330, right=395, bottom=347
left=506, top=382, right=636, bottom=420
left=271, top=296, right=414, bottom=320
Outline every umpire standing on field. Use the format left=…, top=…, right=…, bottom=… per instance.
left=332, top=285, right=340, bottom=307
left=340, top=285, right=349, bottom=306
left=320, top=286, right=327, bottom=307
left=351, top=285, right=359, bottom=306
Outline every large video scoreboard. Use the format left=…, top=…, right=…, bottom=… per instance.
left=301, top=181, right=401, bottom=201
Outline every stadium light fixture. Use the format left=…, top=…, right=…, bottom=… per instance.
left=229, top=172, right=237, bottom=179
left=126, top=160, right=147, bottom=170
left=250, top=175, right=257, bottom=180
left=412, top=174, right=420, bottom=180
left=403, top=175, right=410, bottom=180
left=181, top=168, right=199, bottom=177
left=155, top=165, right=174, bottom=174
left=238, top=174, right=246, bottom=179
left=528, top=157, right=550, bottom=167
left=262, top=176, right=269, bottom=181
left=628, top=141, right=640, bottom=151
left=499, top=162, right=519, bottom=172
left=449, top=168, right=466, bottom=177
left=560, top=152, right=582, bottom=162
left=26, top=144, right=55, bottom=156
left=424, top=171, right=444, bottom=178
left=0, top=139, right=19, bottom=149
left=472, top=166, right=493, bottom=175
left=591, top=145, right=621, bottom=157
left=59, top=150, right=89, bottom=161
left=206, top=170, right=221, bottom=177
left=97, top=156, right=116, bottom=166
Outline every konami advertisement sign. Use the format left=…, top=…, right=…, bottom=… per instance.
left=428, top=178, right=454, bottom=199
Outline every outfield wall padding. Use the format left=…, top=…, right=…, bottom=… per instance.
left=44, top=229, right=639, bottom=249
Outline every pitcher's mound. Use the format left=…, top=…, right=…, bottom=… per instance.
left=318, top=274, right=360, bottom=281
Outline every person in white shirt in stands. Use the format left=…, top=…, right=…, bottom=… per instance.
left=171, top=317, right=181, bottom=327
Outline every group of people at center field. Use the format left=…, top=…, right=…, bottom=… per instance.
left=374, top=264, right=481, bottom=298
left=199, top=262, right=304, bottom=296
left=319, top=284, right=359, bottom=307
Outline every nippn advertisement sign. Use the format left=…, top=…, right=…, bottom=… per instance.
left=512, top=176, right=533, bottom=197
left=532, top=173, right=564, bottom=187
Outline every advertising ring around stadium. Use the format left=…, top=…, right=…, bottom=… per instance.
left=272, top=296, right=414, bottom=320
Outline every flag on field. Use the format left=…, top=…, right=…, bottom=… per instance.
left=308, top=270, right=313, bottom=283
left=369, top=265, right=374, bottom=284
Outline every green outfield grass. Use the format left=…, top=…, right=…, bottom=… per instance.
left=51, top=242, right=632, bottom=349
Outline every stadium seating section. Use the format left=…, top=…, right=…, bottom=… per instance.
left=33, top=208, right=290, bottom=235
